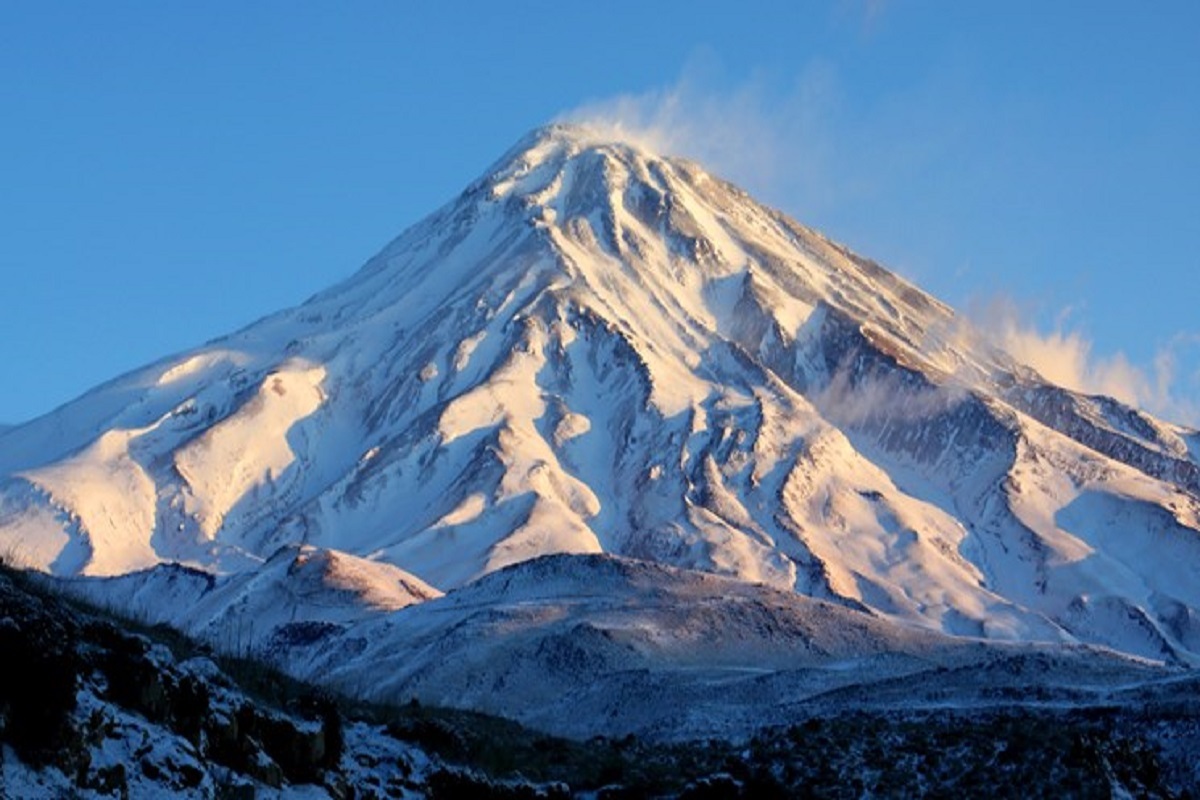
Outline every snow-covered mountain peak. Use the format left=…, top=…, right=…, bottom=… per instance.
left=3, top=125, right=1200, bottom=680
left=479, top=121, right=683, bottom=185
left=268, top=122, right=975, bottom=408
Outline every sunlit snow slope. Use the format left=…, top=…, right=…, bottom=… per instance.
left=2, top=124, right=1199, bottom=668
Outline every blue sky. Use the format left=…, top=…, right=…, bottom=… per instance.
left=2, top=2, right=1197, bottom=424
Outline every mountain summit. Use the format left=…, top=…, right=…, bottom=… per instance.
left=2, top=125, right=1199, bottom=728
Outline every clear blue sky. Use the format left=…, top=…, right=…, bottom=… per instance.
left=2, top=2, right=1198, bottom=424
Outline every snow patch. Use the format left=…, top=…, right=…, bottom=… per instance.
left=435, top=493, right=487, bottom=528
left=156, top=350, right=246, bottom=386
left=174, top=362, right=326, bottom=540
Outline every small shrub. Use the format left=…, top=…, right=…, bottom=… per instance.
left=426, top=769, right=571, bottom=800
left=0, top=601, right=82, bottom=767
left=172, top=674, right=211, bottom=745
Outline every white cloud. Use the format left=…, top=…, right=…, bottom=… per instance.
left=843, top=0, right=889, bottom=34
left=556, top=50, right=983, bottom=256
left=558, top=56, right=843, bottom=209
left=972, top=296, right=1200, bottom=426
left=814, top=358, right=965, bottom=426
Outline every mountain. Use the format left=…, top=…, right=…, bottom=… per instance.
left=0, top=561, right=430, bottom=797
left=7, top=562, right=1198, bottom=798
left=1, top=124, right=1199, bottom=735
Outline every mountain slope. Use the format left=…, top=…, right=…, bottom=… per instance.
left=57, top=552, right=1173, bottom=741
left=2, top=123, right=1199, bottom=700
left=7, top=561, right=1198, bottom=796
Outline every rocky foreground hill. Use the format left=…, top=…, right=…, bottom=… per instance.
left=3, top=560, right=1200, bottom=797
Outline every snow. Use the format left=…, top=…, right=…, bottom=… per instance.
left=0, top=485, right=77, bottom=571
left=2, top=120, right=1200, bottom=710
left=174, top=361, right=326, bottom=540
left=156, top=350, right=247, bottom=387
left=19, top=428, right=159, bottom=575
left=1186, top=431, right=1200, bottom=464
left=552, top=410, right=591, bottom=445
left=434, top=493, right=487, bottom=528
left=451, top=330, right=487, bottom=372
left=63, top=544, right=442, bottom=654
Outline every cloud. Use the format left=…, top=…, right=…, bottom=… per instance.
left=556, top=49, right=983, bottom=248
left=837, top=0, right=889, bottom=35
left=558, top=55, right=843, bottom=209
left=972, top=296, right=1200, bottom=426
left=813, top=358, right=966, bottom=427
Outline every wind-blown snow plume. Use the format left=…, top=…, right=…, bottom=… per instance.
left=813, top=357, right=966, bottom=426
left=974, top=295, right=1200, bottom=425
left=560, top=57, right=839, bottom=205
